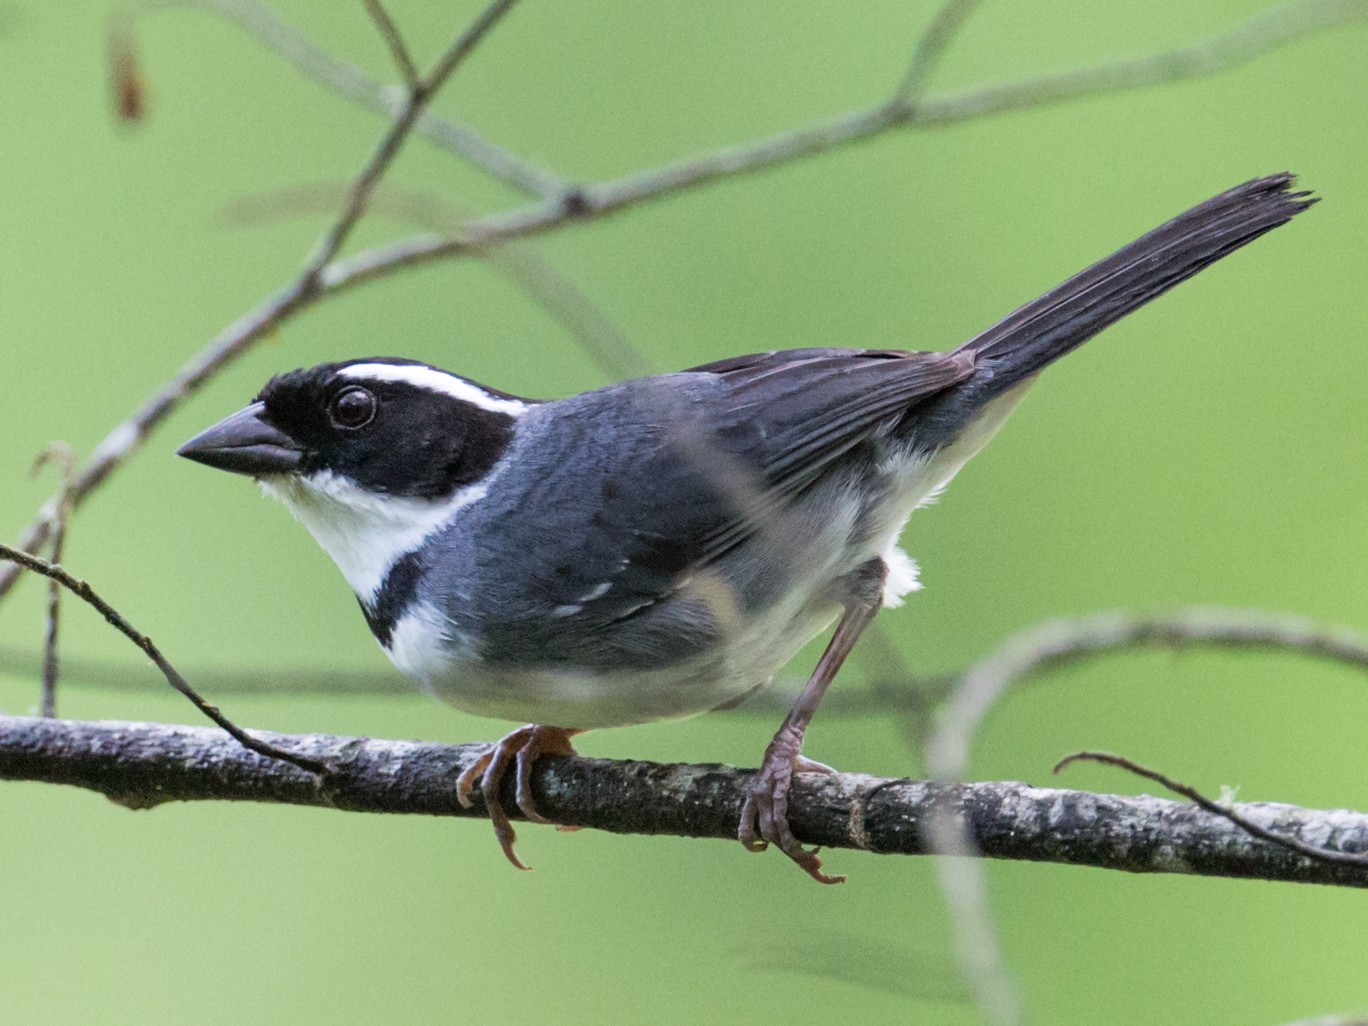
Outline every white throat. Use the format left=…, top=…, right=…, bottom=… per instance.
left=260, top=469, right=485, bottom=602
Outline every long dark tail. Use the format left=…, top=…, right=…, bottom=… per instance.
left=953, top=174, right=1315, bottom=397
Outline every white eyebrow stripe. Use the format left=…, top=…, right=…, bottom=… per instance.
left=339, top=363, right=528, bottom=416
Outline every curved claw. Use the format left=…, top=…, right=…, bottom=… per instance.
left=453, top=725, right=581, bottom=871
left=739, top=745, right=845, bottom=885
left=455, top=750, right=491, bottom=809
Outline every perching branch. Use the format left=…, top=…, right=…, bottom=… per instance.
left=3, top=0, right=1365, bottom=601
left=3, top=714, right=1368, bottom=887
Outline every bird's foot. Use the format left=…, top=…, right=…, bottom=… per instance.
left=455, top=724, right=580, bottom=871
left=738, top=728, right=845, bottom=884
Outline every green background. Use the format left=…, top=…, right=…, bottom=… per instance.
left=3, top=1, right=1367, bottom=1023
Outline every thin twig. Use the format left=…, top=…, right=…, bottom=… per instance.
left=0, top=544, right=328, bottom=775
left=315, top=0, right=1368, bottom=276
left=362, top=0, right=418, bottom=88
left=918, top=0, right=1368, bottom=125
left=302, top=0, right=524, bottom=276
left=4, top=715, right=1368, bottom=887
left=225, top=182, right=654, bottom=379
left=137, top=0, right=565, bottom=198
left=895, top=0, right=984, bottom=105
left=5, top=0, right=1365, bottom=600
left=31, top=444, right=75, bottom=718
left=1055, top=750, right=1368, bottom=868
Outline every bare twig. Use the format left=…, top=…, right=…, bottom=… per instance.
left=30, top=445, right=76, bottom=718
left=362, top=0, right=418, bottom=88
left=302, top=0, right=524, bottom=276
left=1055, top=750, right=1368, bottom=868
left=5, top=0, right=1365, bottom=599
left=138, top=0, right=565, bottom=198
left=225, top=182, right=653, bottom=379
left=0, top=544, right=328, bottom=775
left=313, top=0, right=1368, bottom=277
left=925, top=608, right=1368, bottom=782
left=895, top=0, right=984, bottom=105
left=4, top=714, right=1368, bottom=887
left=920, top=0, right=1368, bottom=125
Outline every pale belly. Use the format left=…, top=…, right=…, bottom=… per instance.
left=390, top=595, right=842, bottom=729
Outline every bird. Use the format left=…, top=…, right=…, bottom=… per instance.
left=178, top=174, right=1313, bottom=883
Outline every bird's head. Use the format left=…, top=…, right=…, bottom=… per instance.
left=177, top=358, right=527, bottom=601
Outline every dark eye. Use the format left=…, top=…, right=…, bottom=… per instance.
left=330, top=386, right=376, bottom=429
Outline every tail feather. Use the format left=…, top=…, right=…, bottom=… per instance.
left=954, top=174, right=1315, bottom=394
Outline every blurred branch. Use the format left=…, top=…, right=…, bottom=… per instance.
left=30, top=444, right=76, bottom=718
left=920, top=606, right=1368, bottom=1026
left=3, top=714, right=1368, bottom=887
left=7, top=606, right=1362, bottom=712
left=924, top=607, right=1368, bottom=782
left=301, top=0, right=523, bottom=275
left=3, top=0, right=1363, bottom=600
left=896, top=0, right=984, bottom=105
left=915, top=0, right=1368, bottom=123
left=333, top=0, right=1368, bottom=276
left=138, top=0, right=565, bottom=197
left=225, top=182, right=653, bottom=379
left=361, top=0, right=418, bottom=89
left=923, top=793, right=1023, bottom=1026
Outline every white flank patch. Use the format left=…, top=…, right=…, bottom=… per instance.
left=260, top=469, right=488, bottom=602
left=578, top=581, right=612, bottom=602
left=387, top=600, right=468, bottom=686
left=339, top=362, right=528, bottom=416
left=880, top=542, right=922, bottom=607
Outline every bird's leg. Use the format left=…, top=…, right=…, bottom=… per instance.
left=739, top=558, right=886, bottom=884
left=455, top=724, right=582, bottom=871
